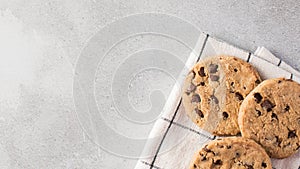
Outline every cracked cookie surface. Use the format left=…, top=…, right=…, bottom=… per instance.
left=190, top=137, right=272, bottom=169
left=182, top=55, right=261, bottom=135
left=238, top=78, right=300, bottom=158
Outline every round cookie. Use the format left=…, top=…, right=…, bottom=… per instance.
left=190, top=137, right=272, bottom=169
left=182, top=55, right=261, bottom=135
left=238, top=78, right=300, bottom=158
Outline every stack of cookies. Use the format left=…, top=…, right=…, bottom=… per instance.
left=182, top=55, right=300, bottom=169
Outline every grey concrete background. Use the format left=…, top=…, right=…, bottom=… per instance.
left=0, top=0, right=299, bottom=169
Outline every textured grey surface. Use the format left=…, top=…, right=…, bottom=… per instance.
left=0, top=0, right=299, bottom=169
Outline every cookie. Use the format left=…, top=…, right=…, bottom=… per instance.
left=182, top=55, right=261, bottom=135
left=190, top=137, right=272, bottom=169
left=238, top=78, right=300, bottom=158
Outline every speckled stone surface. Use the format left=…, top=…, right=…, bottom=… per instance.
left=0, top=0, right=299, bottom=168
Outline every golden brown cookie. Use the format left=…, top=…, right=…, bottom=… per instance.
left=182, top=55, right=261, bottom=135
left=190, top=137, right=272, bottom=169
left=238, top=78, right=300, bottom=158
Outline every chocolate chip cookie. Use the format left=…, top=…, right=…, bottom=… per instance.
left=182, top=55, right=261, bottom=135
left=238, top=78, right=300, bottom=158
left=190, top=137, right=272, bottom=169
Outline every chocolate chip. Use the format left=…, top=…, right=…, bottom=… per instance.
left=245, top=164, right=254, bottom=169
left=275, top=136, right=279, bottom=141
left=193, top=164, right=197, bottom=168
left=235, top=152, right=240, bottom=158
left=234, top=68, right=238, bottom=72
left=254, top=93, right=262, bottom=103
left=296, top=145, right=300, bottom=150
left=203, top=145, right=212, bottom=152
left=261, top=100, right=274, bottom=112
left=255, top=79, right=261, bottom=84
left=214, top=159, right=222, bottom=165
left=209, top=64, right=218, bottom=73
left=288, top=130, right=297, bottom=138
left=195, top=109, right=204, bottom=118
left=199, top=67, right=206, bottom=77
left=201, top=156, right=207, bottom=161
left=283, top=142, right=291, bottom=148
left=275, top=136, right=282, bottom=145
left=278, top=80, right=282, bottom=83
left=230, top=82, right=234, bottom=86
left=235, top=92, right=244, bottom=101
left=271, top=113, right=278, bottom=120
left=284, top=105, right=290, bottom=111
left=210, top=75, right=219, bottom=81
left=261, top=162, right=267, bottom=168
left=186, top=83, right=196, bottom=94
left=222, top=112, right=229, bottom=120
left=191, top=94, right=201, bottom=103
left=191, top=71, right=196, bottom=78
left=210, top=95, right=219, bottom=104
left=256, top=110, right=262, bottom=116
left=227, top=145, right=232, bottom=149
left=200, top=82, right=205, bottom=86
left=202, top=146, right=215, bottom=156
